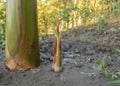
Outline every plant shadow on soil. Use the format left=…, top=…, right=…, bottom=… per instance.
left=0, top=22, right=120, bottom=86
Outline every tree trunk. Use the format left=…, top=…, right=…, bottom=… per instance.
left=5, top=0, right=40, bottom=71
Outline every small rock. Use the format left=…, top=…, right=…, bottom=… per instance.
left=86, top=50, right=94, bottom=55
left=50, top=80, right=54, bottom=85
left=74, top=48, right=82, bottom=53
left=88, top=74, right=96, bottom=80
left=62, top=58, right=74, bottom=65
left=55, top=74, right=60, bottom=77
left=60, top=75, right=66, bottom=82
left=86, top=58, right=94, bottom=63
left=74, top=60, right=84, bottom=68
left=22, top=74, right=26, bottom=77
left=63, top=52, right=76, bottom=58
left=80, top=72, right=97, bottom=78
left=40, top=53, right=51, bottom=60
left=47, top=78, right=52, bottom=81
left=62, top=43, right=71, bottom=52
left=63, top=65, right=72, bottom=70
left=31, top=69, right=40, bottom=74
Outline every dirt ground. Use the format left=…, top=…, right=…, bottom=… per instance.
left=0, top=22, right=120, bottom=86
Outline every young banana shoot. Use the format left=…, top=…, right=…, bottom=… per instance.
left=51, top=25, right=62, bottom=72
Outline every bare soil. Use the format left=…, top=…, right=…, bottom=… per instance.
left=0, top=22, right=120, bottom=86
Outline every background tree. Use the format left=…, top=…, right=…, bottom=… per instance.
left=0, top=0, right=5, bottom=52
left=5, top=0, right=40, bottom=71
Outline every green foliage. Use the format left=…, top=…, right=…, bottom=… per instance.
left=106, top=27, right=117, bottom=34
left=96, top=54, right=120, bottom=84
left=0, top=1, right=5, bottom=53
left=97, top=18, right=108, bottom=29
left=96, top=59, right=105, bottom=71
left=37, top=0, right=120, bottom=33
left=0, top=0, right=120, bottom=35
left=60, top=8, right=70, bottom=23
left=108, top=70, right=120, bottom=84
left=96, top=55, right=110, bottom=77
left=109, top=0, right=120, bottom=16
left=108, top=80, right=120, bottom=84
left=116, top=49, right=120, bottom=53
left=0, top=24, right=5, bottom=41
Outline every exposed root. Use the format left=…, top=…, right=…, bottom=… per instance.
left=52, top=65, right=62, bottom=73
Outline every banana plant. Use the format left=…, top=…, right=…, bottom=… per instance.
left=51, top=23, right=62, bottom=72
left=5, top=0, right=40, bottom=71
